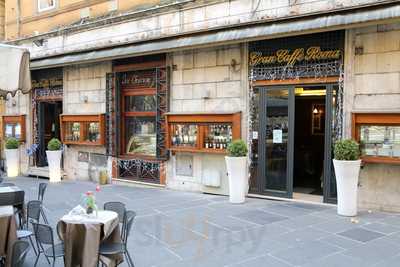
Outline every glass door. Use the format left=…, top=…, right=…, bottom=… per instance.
left=258, top=87, right=294, bottom=198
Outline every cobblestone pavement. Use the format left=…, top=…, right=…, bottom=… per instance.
left=6, top=177, right=400, bottom=267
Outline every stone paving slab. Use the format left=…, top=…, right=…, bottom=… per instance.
left=4, top=177, right=400, bottom=267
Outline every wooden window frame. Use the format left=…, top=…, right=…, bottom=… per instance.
left=165, top=112, right=241, bottom=154
left=120, top=87, right=157, bottom=159
left=2, top=115, right=26, bottom=142
left=352, top=113, right=400, bottom=165
left=60, top=114, right=105, bottom=146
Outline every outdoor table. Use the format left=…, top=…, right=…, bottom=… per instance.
left=0, top=186, right=24, bottom=210
left=58, top=210, right=123, bottom=267
left=0, top=206, right=17, bottom=267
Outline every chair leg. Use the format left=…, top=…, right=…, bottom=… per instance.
left=33, top=252, right=41, bottom=267
left=125, top=251, right=135, bottom=267
left=52, top=257, right=56, bottom=267
left=28, top=235, right=38, bottom=256
left=41, top=208, right=49, bottom=224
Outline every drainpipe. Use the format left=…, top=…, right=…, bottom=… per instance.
left=16, top=0, right=21, bottom=38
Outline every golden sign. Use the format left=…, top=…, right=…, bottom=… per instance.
left=249, top=46, right=341, bottom=67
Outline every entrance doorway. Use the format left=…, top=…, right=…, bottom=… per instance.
left=251, top=84, right=338, bottom=203
left=293, top=87, right=326, bottom=202
left=36, top=101, right=62, bottom=167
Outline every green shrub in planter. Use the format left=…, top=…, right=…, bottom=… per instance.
left=227, top=139, right=248, bottom=157
left=5, top=138, right=19, bottom=149
left=334, top=139, right=360, bottom=161
left=47, top=138, right=62, bottom=151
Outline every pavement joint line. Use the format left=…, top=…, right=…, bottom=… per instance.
left=205, top=220, right=233, bottom=233
left=228, top=214, right=264, bottom=227
left=224, top=252, right=271, bottom=267
left=267, top=251, right=297, bottom=267
left=143, top=232, right=184, bottom=261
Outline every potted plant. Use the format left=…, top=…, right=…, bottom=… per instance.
left=4, top=137, right=20, bottom=177
left=46, top=138, right=62, bottom=183
left=333, top=139, right=361, bottom=216
left=225, top=139, right=248, bottom=204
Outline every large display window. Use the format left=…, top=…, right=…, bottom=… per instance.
left=165, top=112, right=241, bottom=154
left=2, top=115, right=26, bottom=142
left=352, top=113, right=400, bottom=164
left=60, top=114, right=105, bottom=146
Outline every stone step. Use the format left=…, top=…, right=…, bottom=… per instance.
left=26, top=167, right=66, bottom=179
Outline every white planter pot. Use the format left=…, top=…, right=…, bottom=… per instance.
left=225, top=156, right=248, bottom=204
left=5, top=149, right=19, bottom=177
left=333, top=159, right=361, bottom=217
left=46, top=150, right=62, bottom=183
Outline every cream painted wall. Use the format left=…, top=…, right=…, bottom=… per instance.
left=166, top=44, right=248, bottom=194
left=62, top=62, right=111, bottom=181
left=345, top=23, right=400, bottom=212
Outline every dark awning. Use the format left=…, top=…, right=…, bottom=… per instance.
left=31, top=4, right=400, bottom=70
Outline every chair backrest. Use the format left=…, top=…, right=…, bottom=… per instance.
left=27, top=200, right=42, bottom=225
left=10, top=240, right=30, bottom=267
left=32, top=222, right=54, bottom=246
left=122, top=210, right=136, bottom=244
left=104, top=202, right=126, bottom=224
left=38, top=183, right=47, bottom=202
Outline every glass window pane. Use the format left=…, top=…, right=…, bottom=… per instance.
left=170, top=124, right=198, bottom=147
left=65, top=122, right=80, bottom=142
left=85, top=122, right=100, bottom=143
left=265, top=89, right=288, bottom=192
left=39, top=0, right=55, bottom=10
left=125, top=117, right=156, bottom=156
left=125, top=95, right=156, bottom=112
left=203, top=124, right=232, bottom=149
left=360, top=125, right=400, bottom=157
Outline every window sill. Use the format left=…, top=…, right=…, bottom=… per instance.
left=361, top=156, right=400, bottom=165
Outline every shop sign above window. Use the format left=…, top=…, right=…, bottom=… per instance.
left=249, top=31, right=344, bottom=81
left=120, top=69, right=157, bottom=89
left=249, top=47, right=341, bottom=67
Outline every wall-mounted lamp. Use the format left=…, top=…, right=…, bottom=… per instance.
left=82, top=95, right=88, bottom=103
left=33, top=39, right=45, bottom=47
left=230, top=59, right=241, bottom=72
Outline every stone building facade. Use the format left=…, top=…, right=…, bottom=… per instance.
left=2, top=0, right=400, bottom=211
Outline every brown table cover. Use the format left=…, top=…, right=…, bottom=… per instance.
left=58, top=212, right=123, bottom=267
left=0, top=206, right=17, bottom=267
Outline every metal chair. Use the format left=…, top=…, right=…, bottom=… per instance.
left=17, top=200, right=42, bottom=256
left=32, top=223, right=64, bottom=267
left=98, top=210, right=136, bottom=267
left=104, top=202, right=126, bottom=237
left=37, top=183, right=49, bottom=224
left=10, top=240, right=30, bottom=267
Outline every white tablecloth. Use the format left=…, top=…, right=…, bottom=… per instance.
left=0, top=206, right=13, bottom=217
left=61, top=210, right=118, bottom=236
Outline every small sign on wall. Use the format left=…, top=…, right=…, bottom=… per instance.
left=273, top=129, right=283, bottom=144
left=78, top=151, right=89, bottom=162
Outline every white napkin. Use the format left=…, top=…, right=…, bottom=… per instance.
left=68, top=205, right=86, bottom=216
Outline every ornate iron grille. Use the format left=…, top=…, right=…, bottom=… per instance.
left=156, top=67, right=169, bottom=160
left=117, top=159, right=160, bottom=183
left=106, top=66, right=169, bottom=183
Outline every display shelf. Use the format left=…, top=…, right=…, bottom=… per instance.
left=165, top=112, right=241, bottom=154
left=60, top=114, right=105, bottom=145
left=2, top=115, right=26, bottom=141
left=352, top=113, right=400, bottom=165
